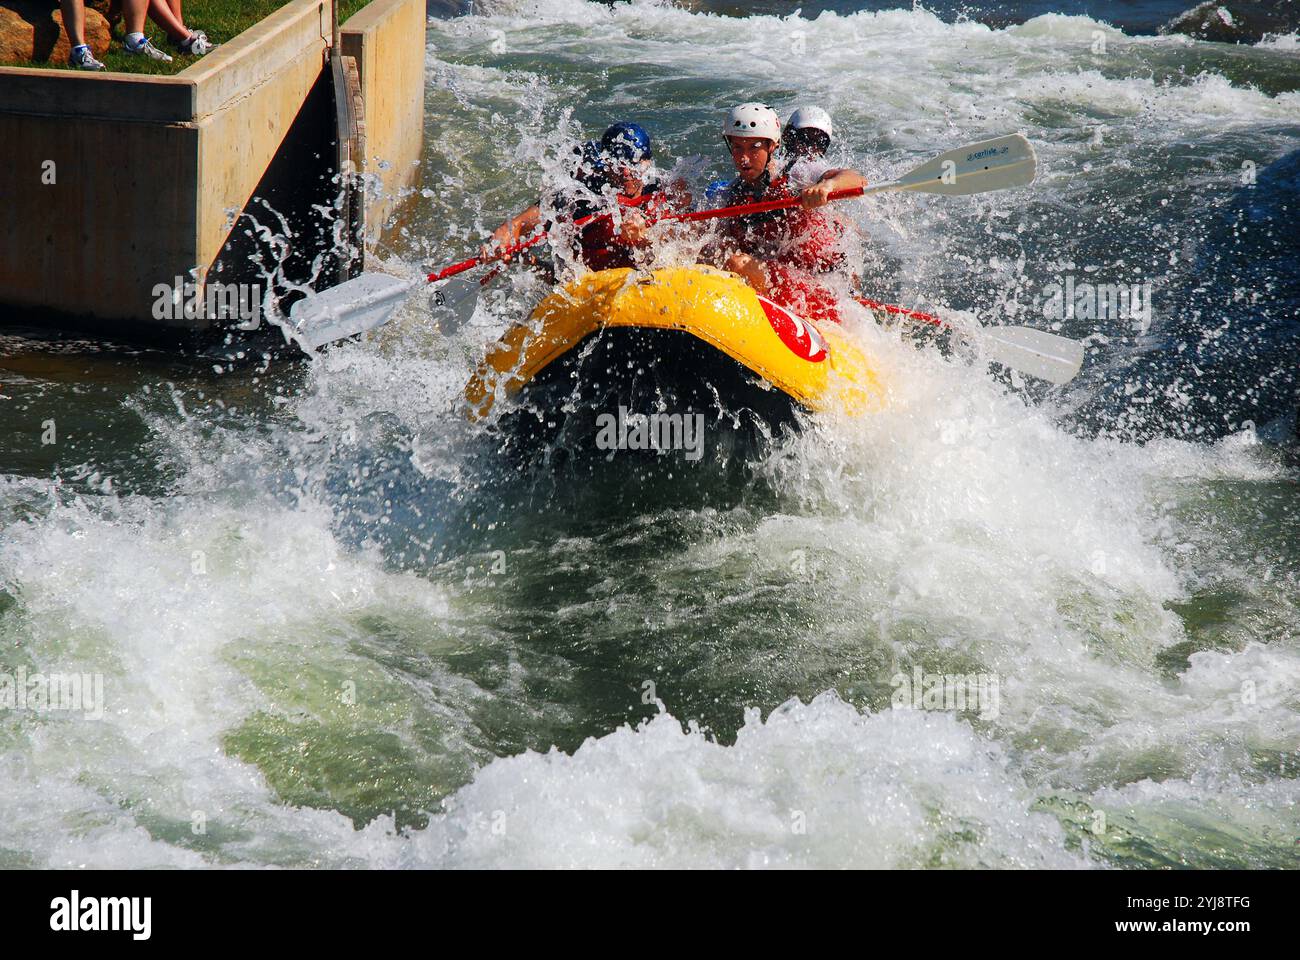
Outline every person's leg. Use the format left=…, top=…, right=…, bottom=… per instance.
left=120, top=0, right=147, bottom=35
left=146, top=0, right=189, bottom=43
left=121, top=0, right=173, bottom=60
left=724, top=252, right=770, bottom=295
left=62, top=0, right=105, bottom=68
left=59, top=0, right=86, bottom=48
left=157, top=0, right=215, bottom=53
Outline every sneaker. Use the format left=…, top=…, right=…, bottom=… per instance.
left=69, top=45, right=105, bottom=71
left=124, top=36, right=173, bottom=62
left=175, top=30, right=215, bottom=56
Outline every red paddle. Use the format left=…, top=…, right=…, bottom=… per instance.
left=853, top=296, right=942, bottom=329
left=430, top=187, right=869, bottom=284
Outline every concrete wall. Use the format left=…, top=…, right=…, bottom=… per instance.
left=0, top=0, right=427, bottom=336
left=342, top=0, right=427, bottom=242
left=0, top=72, right=201, bottom=327
left=188, top=1, right=335, bottom=277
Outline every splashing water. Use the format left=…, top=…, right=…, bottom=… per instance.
left=1, top=1, right=1297, bottom=869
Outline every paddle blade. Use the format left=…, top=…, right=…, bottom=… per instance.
left=895, top=134, right=1037, bottom=196
left=432, top=272, right=486, bottom=335
left=979, top=325, right=1085, bottom=385
left=287, top=273, right=415, bottom=352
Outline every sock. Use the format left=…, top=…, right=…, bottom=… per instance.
left=126, top=32, right=145, bottom=49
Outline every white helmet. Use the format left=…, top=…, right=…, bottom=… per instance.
left=723, top=103, right=781, bottom=144
left=787, top=105, right=832, bottom=139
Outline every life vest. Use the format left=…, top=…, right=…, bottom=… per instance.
left=764, top=263, right=843, bottom=324
left=575, top=185, right=669, bottom=272
left=723, top=173, right=844, bottom=272
left=536, top=158, right=654, bottom=269
left=721, top=171, right=846, bottom=322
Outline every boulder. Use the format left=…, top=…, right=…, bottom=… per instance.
left=0, top=1, right=112, bottom=64
left=85, top=0, right=117, bottom=26
left=1159, top=0, right=1300, bottom=43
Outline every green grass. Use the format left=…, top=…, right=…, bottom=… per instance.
left=3, top=0, right=373, bottom=76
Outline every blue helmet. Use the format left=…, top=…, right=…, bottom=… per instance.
left=600, top=122, right=652, bottom=165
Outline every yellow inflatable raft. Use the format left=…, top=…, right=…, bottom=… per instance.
left=465, top=265, right=883, bottom=434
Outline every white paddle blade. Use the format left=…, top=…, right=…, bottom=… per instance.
left=288, top=273, right=416, bottom=352
left=979, top=325, right=1085, bottom=385
left=896, top=134, right=1037, bottom=196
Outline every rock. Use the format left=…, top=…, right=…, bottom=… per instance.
left=1159, top=0, right=1300, bottom=44
left=0, top=1, right=112, bottom=64
left=86, top=1, right=118, bottom=27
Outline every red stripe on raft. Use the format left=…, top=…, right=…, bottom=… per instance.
left=758, top=297, right=829, bottom=363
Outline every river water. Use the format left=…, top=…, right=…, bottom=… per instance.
left=1, top=0, right=1297, bottom=868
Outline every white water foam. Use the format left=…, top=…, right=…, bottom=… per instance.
left=2, top=0, right=1297, bottom=869
left=389, top=693, right=1090, bottom=868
